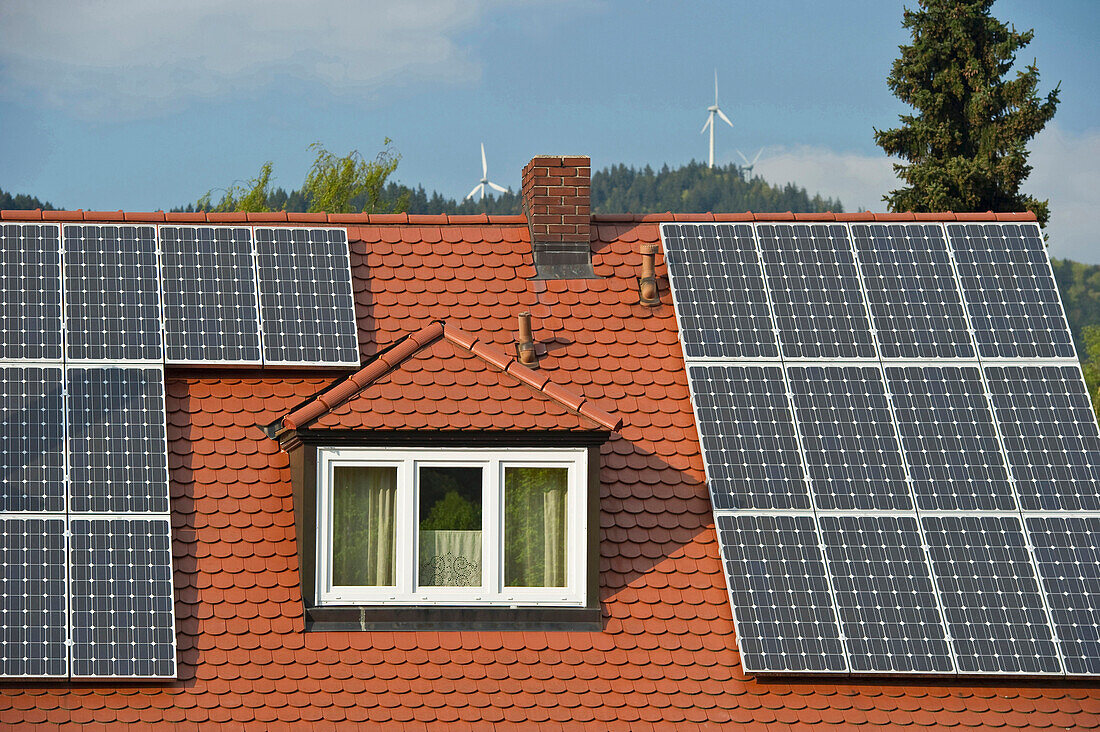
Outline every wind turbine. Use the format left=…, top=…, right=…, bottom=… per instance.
left=465, top=143, right=508, bottom=201
left=701, top=70, right=733, bottom=168
left=736, top=147, right=765, bottom=176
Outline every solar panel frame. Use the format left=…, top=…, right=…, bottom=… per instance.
left=884, top=364, right=1018, bottom=512
left=983, top=364, right=1100, bottom=512
left=62, top=224, right=164, bottom=364
left=0, top=223, right=64, bottom=362
left=714, top=511, right=849, bottom=674
left=65, top=366, right=169, bottom=515
left=68, top=512, right=176, bottom=678
left=922, top=512, right=1063, bottom=676
left=687, top=364, right=812, bottom=511
left=0, top=515, right=68, bottom=678
left=159, top=225, right=263, bottom=366
left=660, top=223, right=780, bottom=360
left=254, top=226, right=359, bottom=368
left=0, top=364, right=67, bottom=513
left=1025, top=514, right=1100, bottom=676
left=850, top=222, right=976, bottom=360
left=756, top=222, right=878, bottom=360
left=785, top=363, right=913, bottom=512
left=945, top=222, right=1077, bottom=361
left=819, top=513, right=956, bottom=675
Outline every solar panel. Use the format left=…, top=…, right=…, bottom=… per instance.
left=947, top=223, right=1074, bottom=359
left=820, top=514, right=953, bottom=674
left=160, top=225, right=261, bottom=364
left=662, top=224, right=778, bottom=359
left=0, top=366, right=65, bottom=513
left=757, top=223, right=875, bottom=359
left=69, top=517, right=175, bottom=678
left=851, top=223, right=973, bottom=359
left=661, top=218, right=1100, bottom=678
left=63, top=224, right=162, bottom=362
left=0, top=517, right=66, bottom=677
left=716, top=513, right=846, bottom=673
left=984, top=365, right=1100, bottom=512
left=787, top=365, right=910, bottom=511
left=885, top=365, right=1015, bottom=512
left=67, top=367, right=168, bottom=514
left=0, top=223, right=62, bottom=361
left=255, top=227, right=358, bottom=366
left=923, top=514, right=1061, bottom=675
left=688, top=365, right=810, bottom=510
left=1027, top=516, right=1100, bottom=675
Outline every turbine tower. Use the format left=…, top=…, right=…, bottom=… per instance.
left=736, top=147, right=765, bottom=176
left=465, top=143, right=508, bottom=201
left=701, top=70, right=733, bottom=168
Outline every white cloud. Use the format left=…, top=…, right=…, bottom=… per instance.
left=1028, top=125, right=1100, bottom=263
left=754, top=126, right=1100, bottom=263
left=0, top=0, right=493, bottom=118
left=753, top=144, right=898, bottom=213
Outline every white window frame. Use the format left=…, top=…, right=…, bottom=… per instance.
left=316, top=446, right=588, bottom=607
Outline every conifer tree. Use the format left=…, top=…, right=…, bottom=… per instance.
left=874, top=0, right=1059, bottom=224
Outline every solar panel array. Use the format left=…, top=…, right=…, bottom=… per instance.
left=664, top=220, right=1099, bottom=677
left=0, top=222, right=359, bottom=679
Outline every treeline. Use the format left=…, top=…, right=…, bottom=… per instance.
left=0, top=188, right=54, bottom=211
left=173, top=160, right=841, bottom=216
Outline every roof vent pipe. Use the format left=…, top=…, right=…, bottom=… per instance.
left=516, top=312, right=538, bottom=367
left=638, top=243, right=660, bottom=306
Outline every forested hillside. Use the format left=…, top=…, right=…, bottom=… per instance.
left=172, top=160, right=841, bottom=216
left=0, top=188, right=53, bottom=210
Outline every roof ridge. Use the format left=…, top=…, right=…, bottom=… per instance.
left=281, top=321, right=446, bottom=430
left=280, top=321, right=622, bottom=432
left=0, top=210, right=1038, bottom=224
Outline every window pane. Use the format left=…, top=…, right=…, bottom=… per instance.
left=505, top=467, right=568, bottom=587
left=332, top=466, right=397, bottom=586
left=418, top=466, right=482, bottom=587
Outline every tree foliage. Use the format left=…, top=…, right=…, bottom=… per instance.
left=1050, top=257, right=1100, bottom=358
left=303, top=139, right=407, bottom=214
left=1081, top=326, right=1100, bottom=422
left=0, top=188, right=54, bottom=210
left=177, top=159, right=839, bottom=216
left=196, top=162, right=275, bottom=213
left=190, top=140, right=407, bottom=214
left=874, top=0, right=1059, bottom=224
left=591, top=161, right=841, bottom=214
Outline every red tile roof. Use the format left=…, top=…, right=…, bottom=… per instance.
left=282, top=320, right=621, bottom=432
left=1, top=210, right=1096, bottom=730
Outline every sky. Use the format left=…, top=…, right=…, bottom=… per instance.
left=1, top=0, right=1097, bottom=260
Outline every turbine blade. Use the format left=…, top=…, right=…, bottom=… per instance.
left=465, top=183, right=482, bottom=200
left=752, top=147, right=764, bottom=165
left=481, top=143, right=487, bottom=177
left=717, top=108, right=733, bottom=128
left=736, top=149, right=751, bottom=165
left=488, top=181, right=507, bottom=193
left=701, top=116, right=712, bottom=134
left=714, top=69, right=718, bottom=105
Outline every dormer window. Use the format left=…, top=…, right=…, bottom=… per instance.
left=316, top=447, right=588, bottom=607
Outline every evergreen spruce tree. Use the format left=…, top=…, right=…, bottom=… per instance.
left=874, top=0, right=1059, bottom=224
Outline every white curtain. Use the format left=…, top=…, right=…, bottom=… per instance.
left=332, top=466, right=397, bottom=586
left=504, top=467, right=567, bottom=587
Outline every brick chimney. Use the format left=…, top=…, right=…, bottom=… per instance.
left=521, top=155, right=595, bottom=279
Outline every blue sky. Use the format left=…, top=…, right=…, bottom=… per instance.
left=1, top=0, right=1097, bottom=259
